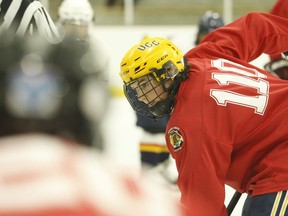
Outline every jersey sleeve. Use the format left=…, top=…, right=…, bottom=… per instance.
left=270, top=0, right=288, bottom=18
left=269, top=0, right=288, bottom=60
left=201, top=12, right=288, bottom=63
left=179, top=136, right=232, bottom=216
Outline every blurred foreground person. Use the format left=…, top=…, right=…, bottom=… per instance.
left=119, top=12, right=288, bottom=216
left=0, top=33, right=181, bottom=216
left=0, top=32, right=104, bottom=147
left=0, top=0, right=60, bottom=43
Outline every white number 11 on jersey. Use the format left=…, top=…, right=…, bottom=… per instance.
left=210, top=58, right=269, bottom=115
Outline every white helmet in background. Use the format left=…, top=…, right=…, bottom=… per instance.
left=58, top=0, right=94, bottom=25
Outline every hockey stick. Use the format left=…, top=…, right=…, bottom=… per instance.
left=227, top=191, right=242, bottom=216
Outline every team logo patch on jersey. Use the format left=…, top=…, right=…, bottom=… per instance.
left=168, top=127, right=184, bottom=152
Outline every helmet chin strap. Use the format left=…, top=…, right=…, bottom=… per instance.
left=148, top=96, right=172, bottom=120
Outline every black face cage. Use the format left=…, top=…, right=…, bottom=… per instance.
left=124, top=75, right=185, bottom=121
left=123, top=58, right=189, bottom=121
left=124, top=80, right=168, bottom=121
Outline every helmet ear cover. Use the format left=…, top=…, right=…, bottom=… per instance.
left=150, top=60, right=181, bottom=83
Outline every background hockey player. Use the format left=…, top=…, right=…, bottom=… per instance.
left=120, top=12, right=288, bottom=216
left=56, top=0, right=110, bottom=74
left=264, top=0, right=288, bottom=81
left=56, top=0, right=111, bottom=148
left=194, top=10, right=224, bottom=46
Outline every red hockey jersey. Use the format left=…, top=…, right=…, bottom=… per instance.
left=166, top=12, right=288, bottom=216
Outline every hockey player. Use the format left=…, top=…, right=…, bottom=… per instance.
left=57, top=0, right=110, bottom=75
left=138, top=10, right=225, bottom=185
left=0, top=0, right=60, bottom=43
left=119, top=12, right=288, bottom=216
left=194, top=10, right=224, bottom=45
left=264, top=54, right=288, bottom=80
left=57, top=0, right=94, bottom=41
left=0, top=33, right=181, bottom=216
left=264, top=0, right=288, bottom=81
left=56, top=0, right=111, bottom=148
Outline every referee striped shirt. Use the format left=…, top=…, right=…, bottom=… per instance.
left=0, top=0, right=60, bottom=43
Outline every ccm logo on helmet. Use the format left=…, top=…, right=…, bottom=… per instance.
left=138, top=40, right=160, bottom=51
left=157, top=54, right=168, bottom=63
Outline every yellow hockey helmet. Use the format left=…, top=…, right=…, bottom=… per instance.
left=120, top=37, right=184, bottom=84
